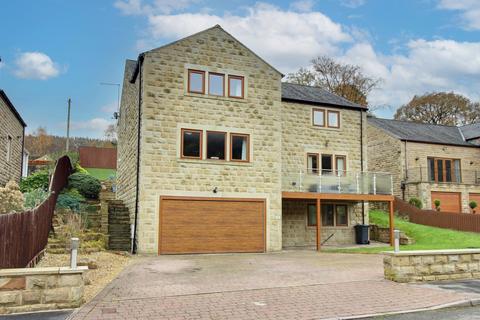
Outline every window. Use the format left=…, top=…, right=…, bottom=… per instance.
left=307, top=204, right=317, bottom=226
left=427, top=157, right=461, bottom=183
left=188, top=70, right=205, bottom=94
left=228, top=75, right=244, bottom=98
left=307, top=153, right=319, bottom=174
left=321, top=204, right=348, bottom=227
left=208, top=73, right=224, bottom=96
left=206, top=131, right=226, bottom=160
left=230, top=133, right=249, bottom=162
left=6, top=135, right=12, bottom=162
left=335, top=155, right=346, bottom=176
left=321, top=154, right=333, bottom=175
left=312, top=109, right=325, bottom=127
left=327, top=111, right=340, bottom=128
left=181, top=129, right=202, bottom=159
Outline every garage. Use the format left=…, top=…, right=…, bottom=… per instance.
left=431, top=191, right=461, bottom=213
left=469, top=193, right=480, bottom=211
left=159, top=197, right=265, bottom=254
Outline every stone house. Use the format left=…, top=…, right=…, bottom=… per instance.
left=368, top=117, right=480, bottom=213
left=116, top=25, right=394, bottom=255
left=0, top=90, right=27, bottom=186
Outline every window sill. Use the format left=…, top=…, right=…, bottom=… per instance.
left=185, top=92, right=247, bottom=103
left=177, top=158, right=253, bottom=167
left=311, top=126, right=340, bottom=131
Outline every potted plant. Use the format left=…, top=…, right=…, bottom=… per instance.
left=469, top=200, right=478, bottom=214
left=434, top=199, right=441, bottom=211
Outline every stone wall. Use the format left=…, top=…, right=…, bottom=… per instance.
left=282, top=199, right=364, bottom=247
left=0, top=266, right=88, bottom=314
left=0, top=94, right=24, bottom=186
left=370, top=225, right=413, bottom=245
left=384, top=249, right=480, bottom=283
left=132, top=26, right=283, bottom=253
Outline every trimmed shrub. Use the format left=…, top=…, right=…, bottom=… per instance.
left=470, top=200, right=478, bottom=213
left=68, top=173, right=101, bottom=199
left=434, top=199, right=441, bottom=211
left=56, top=188, right=86, bottom=211
left=408, top=197, right=423, bottom=209
left=74, top=163, right=89, bottom=174
left=0, top=181, right=25, bottom=214
left=24, top=188, right=50, bottom=209
left=20, top=170, right=50, bottom=193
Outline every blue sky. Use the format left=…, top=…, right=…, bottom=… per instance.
left=1, top=0, right=480, bottom=138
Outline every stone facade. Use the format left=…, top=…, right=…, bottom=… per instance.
left=0, top=92, right=25, bottom=187
left=368, top=121, right=480, bottom=213
left=384, top=249, right=480, bottom=283
left=0, top=266, right=87, bottom=314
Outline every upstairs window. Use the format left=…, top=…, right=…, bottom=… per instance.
left=228, top=75, right=244, bottom=98
left=231, top=134, right=249, bottom=162
left=208, top=73, right=225, bottom=96
left=312, top=109, right=325, bottom=127
left=307, top=153, right=319, bottom=174
left=335, top=155, right=346, bottom=176
left=181, top=129, right=202, bottom=159
left=206, top=131, right=226, bottom=160
left=188, top=70, right=205, bottom=94
left=327, top=110, right=340, bottom=128
left=321, top=154, right=333, bottom=175
left=428, top=157, right=461, bottom=183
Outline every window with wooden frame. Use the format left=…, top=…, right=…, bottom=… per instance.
left=427, top=157, right=461, bottom=183
left=307, top=153, right=319, bottom=174
left=321, top=203, right=348, bottom=227
left=188, top=69, right=205, bottom=94
left=321, top=154, right=333, bottom=175
left=208, top=72, right=225, bottom=96
left=228, top=75, right=244, bottom=98
left=312, top=109, right=325, bottom=127
left=181, top=129, right=202, bottom=159
left=206, top=131, right=227, bottom=160
left=327, top=110, right=340, bottom=128
left=307, top=204, right=317, bottom=226
left=230, top=133, right=249, bottom=162
left=335, top=155, right=346, bottom=176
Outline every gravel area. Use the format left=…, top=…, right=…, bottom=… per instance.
left=37, top=251, right=132, bottom=303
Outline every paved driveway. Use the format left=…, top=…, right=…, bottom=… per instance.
left=68, top=251, right=478, bottom=320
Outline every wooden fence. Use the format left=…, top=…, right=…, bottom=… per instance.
left=394, top=197, right=480, bottom=233
left=79, top=146, right=117, bottom=169
left=0, top=156, right=72, bottom=268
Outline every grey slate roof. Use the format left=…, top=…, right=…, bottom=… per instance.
left=281, top=82, right=367, bottom=110
left=460, top=123, right=480, bottom=140
left=368, top=117, right=477, bottom=147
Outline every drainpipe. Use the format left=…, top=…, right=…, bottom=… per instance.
left=20, top=126, right=25, bottom=180
left=360, top=110, right=365, bottom=225
left=132, top=54, right=144, bottom=255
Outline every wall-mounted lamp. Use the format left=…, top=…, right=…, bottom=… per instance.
left=415, top=157, right=419, bottom=161
left=213, top=187, right=218, bottom=194
left=470, top=161, right=474, bottom=165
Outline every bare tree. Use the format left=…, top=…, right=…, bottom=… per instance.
left=104, top=124, right=117, bottom=144
left=394, top=92, right=480, bottom=126
left=286, top=56, right=381, bottom=106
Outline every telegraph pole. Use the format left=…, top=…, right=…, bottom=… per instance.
left=66, top=98, right=71, bottom=152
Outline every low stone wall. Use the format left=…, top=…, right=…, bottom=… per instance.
left=384, top=249, right=480, bottom=283
left=370, top=225, right=414, bottom=245
left=0, top=266, right=88, bottom=314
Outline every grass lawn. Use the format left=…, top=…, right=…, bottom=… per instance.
left=324, top=210, right=480, bottom=254
left=85, top=168, right=116, bottom=181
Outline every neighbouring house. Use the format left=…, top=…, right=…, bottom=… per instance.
left=368, top=117, right=480, bottom=213
left=0, top=89, right=27, bottom=186
left=116, top=25, right=394, bottom=255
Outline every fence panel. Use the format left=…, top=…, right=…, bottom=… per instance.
left=79, top=146, right=117, bottom=169
left=394, top=197, right=480, bottom=234
left=0, top=156, right=72, bottom=268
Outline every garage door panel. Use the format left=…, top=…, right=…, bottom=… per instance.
left=160, top=198, right=265, bottom=254
left=431, top=191, right=461, bottom=213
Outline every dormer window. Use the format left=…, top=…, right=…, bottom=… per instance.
left=228, top=75, right=244, bottom=98
left=188, top=70, right=205, bottom=94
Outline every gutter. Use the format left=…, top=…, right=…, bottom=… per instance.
left=132, top=54, right=144, bottom=254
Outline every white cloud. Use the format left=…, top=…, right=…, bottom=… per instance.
left=115, top=0, right=198, bottom=15
left=340, top=0, right=366, bottom=8
left=70, top=118, right=114, bottom=137
left=438, top=0, right=480, bottom=30
left=289, top=0, right=315, bottom=12
left=14, top=52, right=60, bottom=80
left=145, top=3, right=352, bottom=72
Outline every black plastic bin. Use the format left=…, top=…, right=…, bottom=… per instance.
left=354, top=224, right=370, bottom=244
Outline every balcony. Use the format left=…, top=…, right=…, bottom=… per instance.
left=405, top=167, right=480, bottom=185
left=282, top=170, right=393, bottom=195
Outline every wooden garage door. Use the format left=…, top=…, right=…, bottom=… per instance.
left=431, top=191, right=461, bottom=213
left=159, top=197, right=265, bottom=254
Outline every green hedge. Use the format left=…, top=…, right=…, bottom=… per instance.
left=68, top=173, right=101, bottom=199
left=20, top=170, right=50, bottom=193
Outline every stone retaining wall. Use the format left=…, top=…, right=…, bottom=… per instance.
left=370, top=225, right=414, bottom=245
left=0, top=266, right=88, bottom=314
left=384, top=249, right=480, bottom=283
